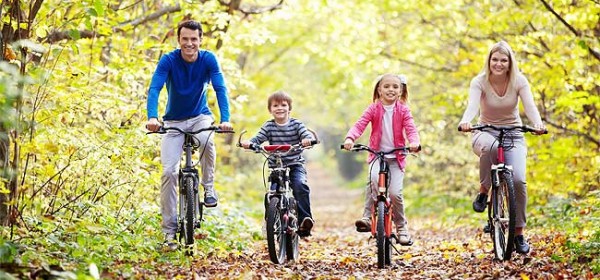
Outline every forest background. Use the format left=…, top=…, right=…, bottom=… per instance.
left=0, top=0, right=598, bottom=278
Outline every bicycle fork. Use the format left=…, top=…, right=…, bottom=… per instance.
left=179, top=169, right=201, bottom=228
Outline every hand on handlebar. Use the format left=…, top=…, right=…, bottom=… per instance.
left=301, top=138, right=314, bottom=147
left=409, top=143, right=421, bottom=153
left=218, top=122, right=233, bottom=131
left=342, top=138, right=354, bottom=150
left=240, top=140, right=253, bottom=149
left=458, top=122, right=472, bottom=132
left=146, top=118, right=162, bottom=132
left=532, top=123, right=547, bottom=135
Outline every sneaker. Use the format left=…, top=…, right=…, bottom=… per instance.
left=163, top=233, right=178, bottom=251
left=397, top=226, right=413, bottom=246
left=298, top=217, right=314, bottom=237
left=355, top=217, right=371, bottom=232
left=472, top=193, right=488, bottom=213
left=514, top=235, right=530, bottom=254
left=204, top=189, right=218, bottom=208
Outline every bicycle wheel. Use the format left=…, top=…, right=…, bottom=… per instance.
left=491, top=171, right=516, bottom=260
left=286, top=197, right=299, bottom=261
left=181, top=176, right=195, bottom=246
left=266, top=197, right=287, bottom=264
left=376, top=201, right=386, bottom=268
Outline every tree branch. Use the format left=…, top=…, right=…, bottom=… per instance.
left=543, top=118, right=600, bottom=148
left=114, top=3, right=181, bottom=31
left=538, top=0, right=600, bottom=61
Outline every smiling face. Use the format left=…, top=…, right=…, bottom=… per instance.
left=178, top=27, right=201, bottom=62
left=269, top=100, right=290, bottom=124
left=377, top=75, right=403, bottom=105
left=489, top=51, right=510, bottom=77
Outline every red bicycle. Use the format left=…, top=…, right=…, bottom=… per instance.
left=341, top=143, right=420, bottom=268
left=459, top=124, right=546, bottom=260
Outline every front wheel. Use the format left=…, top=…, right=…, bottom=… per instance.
left=286, top=197, right=299, bottom=261
left=376, top=201, right=386, bottom=268
left=266, top=197, right=287, bottom=264
left=181, top=176, right=195, bottom=247
left=491, top=171, right=516, bottom=260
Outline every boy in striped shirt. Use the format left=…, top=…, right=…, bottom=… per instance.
left=241, top=91, right=316, bottom=237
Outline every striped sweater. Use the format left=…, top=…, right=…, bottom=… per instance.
left=249, top=118, right=314, bottom=167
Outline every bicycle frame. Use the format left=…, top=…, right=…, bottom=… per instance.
left=237, top=130, right=319, bottom=264
left=148, top=125, right=233, bottom=251
left=341, top=143, right=419, bottom=268
left=460, top=124, right=547, bottom=261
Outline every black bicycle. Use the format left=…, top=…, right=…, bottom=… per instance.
left=148, top=125, right=233, bottom=251
left=237, top=130, right=319, bottom=264
left=340, top=143, right=420, bottom=268
left=459, top=124, right=546, bottom=260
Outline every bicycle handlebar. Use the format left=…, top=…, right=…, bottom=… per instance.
left=236, top=129, right=320, bottom=153
left=147, top=125, right=235, bottom=135
left=458, top=124, right=548, bottom=134
left=339, top=143, right=421, bottom=155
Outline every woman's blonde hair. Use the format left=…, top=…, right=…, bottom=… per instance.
left=372, top=74, right=409, bottom=103
left=483, top=40, right=520, bottom=89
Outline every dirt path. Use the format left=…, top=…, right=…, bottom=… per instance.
left=182, top=162, right=583, bottom=279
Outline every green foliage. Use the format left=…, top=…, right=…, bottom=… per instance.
left=0, top=238, right=18, bottom=264
left=529, top=191, right=600, bottom=274
left=0, top=0, right=596, bottom=276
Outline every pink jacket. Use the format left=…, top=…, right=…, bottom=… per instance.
left=345, top=100, right=420, bottom=170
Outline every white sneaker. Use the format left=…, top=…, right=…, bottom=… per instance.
left=397, top=227, right=413, bottom=246
left=163, top=233, right=178, bottom=251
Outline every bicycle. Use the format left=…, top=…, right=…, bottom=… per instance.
left=237, top=130, right=319, bottom=264
left=340, top=143, right=420, bottom=268
left=458, top=124, right=547, bottom=260
left=148, top=125, right=234, bottom=252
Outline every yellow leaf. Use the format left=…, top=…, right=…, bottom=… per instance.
left=520, top=273, right=530, bottom=280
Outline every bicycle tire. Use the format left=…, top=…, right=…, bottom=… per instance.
left=286, top=197, right=299, bottom=261
left=376, top=201, right=386, bottom=268
left=491, top=171, right=516, bottom=260
left=182, top=176, right=195, bottom=246
left=267, top=197, right=287, bottom=264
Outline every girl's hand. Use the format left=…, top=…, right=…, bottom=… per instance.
left=409, top=144, right=420, bottom=153
left=343, top=138, right=354, bottom=150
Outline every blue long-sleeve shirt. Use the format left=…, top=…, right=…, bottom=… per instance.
left=146, top=49, right=230, bottom=122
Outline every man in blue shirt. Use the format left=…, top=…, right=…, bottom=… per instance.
left=146, top=20, right=233, bottom=250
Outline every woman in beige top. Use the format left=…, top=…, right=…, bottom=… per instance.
left=458, top=41, right=546, bottom=255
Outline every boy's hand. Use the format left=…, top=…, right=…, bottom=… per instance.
left=343, top=138, right=354, bottom=150
left=301, top=139, right=313, bottom=147
left=240, top=141, right=252, bottom=149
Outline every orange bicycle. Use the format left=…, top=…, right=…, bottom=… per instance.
left=341, top=143, right=420, bottom=268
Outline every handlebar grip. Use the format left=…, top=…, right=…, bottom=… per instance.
left=457, top=126, right=463, bottom=132
left=310, top=140, right=319, bottom=146
left=339, top=144, right=345, bottom=150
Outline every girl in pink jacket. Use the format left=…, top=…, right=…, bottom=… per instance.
left=342, top=73, right=421, bottom=245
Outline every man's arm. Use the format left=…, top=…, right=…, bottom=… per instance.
left=146, top=56, right=171, bottom=131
